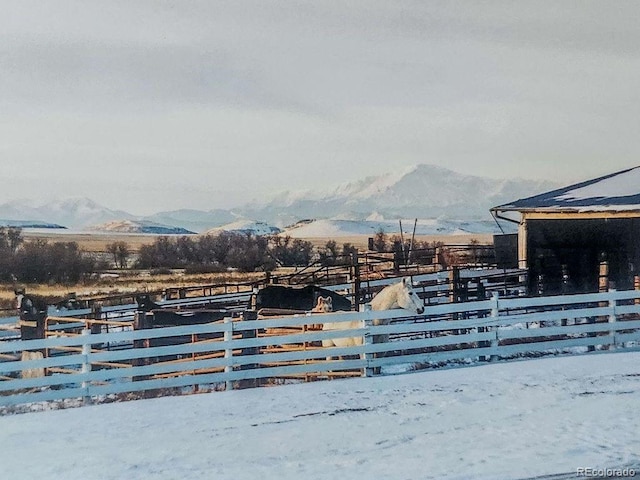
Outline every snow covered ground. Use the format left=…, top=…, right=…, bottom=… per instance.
left=281, top=218, right=506, bottom=238
left=2, top=352, right=640, bottom=480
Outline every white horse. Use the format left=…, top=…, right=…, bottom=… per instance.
left=310, top=296, right=333, bottom=330
left=21, top=351, right=45, bottom=379
left=311, top=296, right=333, bottom=313
left=322, top=277, right=424, bottom=350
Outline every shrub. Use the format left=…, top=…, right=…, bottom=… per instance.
left=269, top=235, right=314, bottom=267
left=11, top=238, right=96, bottom=284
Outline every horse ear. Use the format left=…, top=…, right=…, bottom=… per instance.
left=326, top=296, right=332, bottom=305
left=403, top=277, right=411, bottom=287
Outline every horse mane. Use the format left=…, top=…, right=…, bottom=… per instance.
left=369, top=281, right=402, bottom=310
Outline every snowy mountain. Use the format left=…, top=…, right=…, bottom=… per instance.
left=0, top=164, right=558, bottom=234
left=0, top=199, right=42, bottom=220
left=88, top=220, right=195, bottom=235
left=239, top=164, right=557, bottom=224
left=0, top=219, right=66, bottom=229
left=0, top=197, right=135, bottom=229
left=144, top=209, right=240, bottom=234
left=47, top=198, right=137, bottom=228
left=203, top=220, right=282, bottom=236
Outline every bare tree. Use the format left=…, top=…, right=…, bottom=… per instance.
left=373, top=228, right=388, bottom=252
left=107, top=241, right=131, bottom=268
left=7, top=227, right=23, bottom=253
left=116, top=242, right=130, bottom=268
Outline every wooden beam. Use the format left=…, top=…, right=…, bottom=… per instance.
left=522, top=211, right=640, bottom=220
left=518, top=221, right=528, bottom=269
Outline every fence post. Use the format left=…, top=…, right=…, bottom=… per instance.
left=224, top=317, right=234, bottom=391
left=133, top=312, right=153, bottom=381
left=240, top=310, right=259, bottom=389
left=608, top=289, right=617, bottom=350
left=362, top=304, right=374, bottom=377
left=490, top=292, right=499, bottom=362
left=351, top=251, right=361, bottom=310
left=81, top=328, right=92, bottom=405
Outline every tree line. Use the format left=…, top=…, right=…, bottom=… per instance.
left=0, top=228, right=364, bottom=284
left=0, top=228, right=98, bottom=284
left=0, top=226, right=467, bottom=285
left=133, top=232, right=359, bottom=272
left=124, top=229, right=455, bottom=271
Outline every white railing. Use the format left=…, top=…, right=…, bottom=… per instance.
left=2, top=289, right=640, bottom=407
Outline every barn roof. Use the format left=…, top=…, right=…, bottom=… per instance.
left=491, top=166, right=640, bottom=214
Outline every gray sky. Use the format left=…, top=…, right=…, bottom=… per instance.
left=2, top=1, right=640, bottom=215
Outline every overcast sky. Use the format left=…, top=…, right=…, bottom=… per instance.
left=2, top=1, right=640, bottom=215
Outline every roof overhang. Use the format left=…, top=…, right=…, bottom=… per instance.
left=489, top=207, right=521, bottom=225
left=491, top=166, right=640, bottom=226
left=490, top=206, right=640, bottom=224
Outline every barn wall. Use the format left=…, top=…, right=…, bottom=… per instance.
left=523, top=217, right=640, bottom=295
left=493, top=234, right=519, bottom=269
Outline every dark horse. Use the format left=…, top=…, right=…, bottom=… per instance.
left=135, top=293, right=229, bottom=326
left=135, top=294, right=162, bottom=312
left=15, top=289, right=48, bottom=341
left=132, top=294, right=229, bottom=363
left=254, top=285, right=352, bottom=312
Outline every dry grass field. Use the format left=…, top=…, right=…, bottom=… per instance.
left=298, top=233, right=494, bottom=250
left=20, top=230, right=161, bottom=253
left=21, top=230, right=494, bottom=252
left=0, top=270, right=269, bottom=314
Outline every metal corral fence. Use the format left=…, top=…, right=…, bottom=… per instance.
left=0, top=267, right=526, bottom=340
left=2, top=288, right=640, bottom=407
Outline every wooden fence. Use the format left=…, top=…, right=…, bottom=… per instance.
left=2, top=288, right=639, bottom=407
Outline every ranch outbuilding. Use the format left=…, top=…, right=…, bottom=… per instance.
left=491, top=166, right=640, bottom=295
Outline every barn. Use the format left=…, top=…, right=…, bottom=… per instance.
left=491, top=166, right=640, bottom=295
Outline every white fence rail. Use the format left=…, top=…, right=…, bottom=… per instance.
left=2, top=289, right=640, bottom=407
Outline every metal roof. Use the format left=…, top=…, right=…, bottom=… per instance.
left=491, top=166, right=640, bottom=214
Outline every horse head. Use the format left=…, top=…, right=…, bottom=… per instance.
left=312, top=296, right=333, bottom=313
left=136, top=294, right=160, bottom=312
left=396, top=277, right=425, bottom=314
left=369, top=277, right=425, bottom=314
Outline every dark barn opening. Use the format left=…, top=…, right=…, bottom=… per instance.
left=527, top=218, right=640, bottom=295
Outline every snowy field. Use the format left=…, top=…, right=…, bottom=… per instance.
left=2, top=352, right=640, bottom=480
left=281, top=217, right=505, bottom=237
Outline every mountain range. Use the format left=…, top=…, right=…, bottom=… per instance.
left=0, top=164, right=558, bottom=235
left=240, top=164, right=556, bottom=226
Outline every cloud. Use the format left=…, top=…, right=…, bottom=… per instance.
left=1, top=1, right=640, bottom=212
